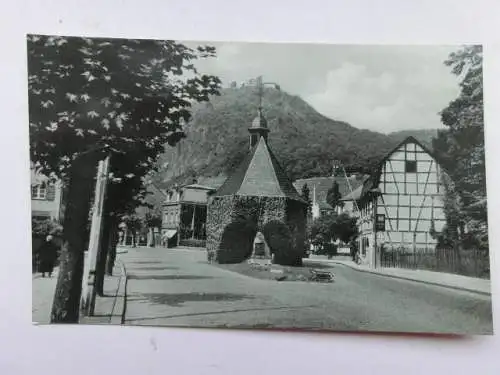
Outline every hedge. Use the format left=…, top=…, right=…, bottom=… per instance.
left=218, top=218, right=258, bottom=264
left=263, top=220, right=302, bottom=266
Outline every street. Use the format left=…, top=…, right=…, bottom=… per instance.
left=121, top=247, right=493, bottom=334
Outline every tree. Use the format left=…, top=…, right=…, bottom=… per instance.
left=121, top=214, right=143, bottom=248
left=310, top=215, right=336, bottom=247
left=301, top=183, right=312, bottom=216
left=309, top=213, right=358, bottom=257
left=326, top=181, right=342, bottom=210
left=434, top=45, right=487, bottom=251
left=330, top=213, right=359, bottom=244
left=144, top=211, right=162, bottom=247
left=28, top=35, right=221, bottom=323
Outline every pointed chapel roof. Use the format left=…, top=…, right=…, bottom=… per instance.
left=213, top=136, right=305, bottom=203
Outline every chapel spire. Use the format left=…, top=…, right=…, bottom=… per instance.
left=247, top=76, right=280, bottom=149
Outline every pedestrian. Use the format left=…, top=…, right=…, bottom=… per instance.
left=38, top=235, right=59, bottom=278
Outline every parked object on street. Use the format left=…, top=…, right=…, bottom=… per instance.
left=310, top=269, right=335, bottom=283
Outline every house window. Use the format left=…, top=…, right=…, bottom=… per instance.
left=31, top=183, right=47, bottom=199
left=405, top=160, right=417, bottom=173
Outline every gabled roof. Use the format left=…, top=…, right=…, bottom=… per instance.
left=293, top=175, right=368, bottom=208
left=213, top=136, right=305, bottom=202
left=348, top=136, right=442, bottom=202
left=374, top=135, right=439, bottom=172
left=183, top=184, right=217, bottom=191
left=340, top=184, right=364, bottom=201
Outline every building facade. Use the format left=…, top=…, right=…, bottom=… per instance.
left=341, top=136, right=447, bottom=267
left=161, top=184, right=216, bottom=247
left=31, top=166, right=65, bottom=223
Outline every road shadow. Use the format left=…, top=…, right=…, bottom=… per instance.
left=125, top=303, right=318, bottom=322
left=128, top=266, right=180, bottom=271
left=132, top=261, right=164, bottom=265
left=130, top=292, right=252, bottom=307
left=127, top=274, right=215, bottom=281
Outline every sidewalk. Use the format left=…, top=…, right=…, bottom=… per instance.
left=32, top=269, right=59, bottom=324
left=79, top=260, right=127, bottom=325
left=32, top=252, right=127, bottom=325
left=305, top=256, right=492, bottom=296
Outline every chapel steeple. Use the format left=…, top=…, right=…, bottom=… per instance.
left=247, top=76, right=280, bottom=149
left=248, top=106, right=270, bottom=149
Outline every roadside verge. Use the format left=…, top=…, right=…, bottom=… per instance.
left=304, top=258, right=492, bottom=296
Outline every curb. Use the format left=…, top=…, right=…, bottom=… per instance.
left=110, top=260, right=128, bottom=325
left=306, top=259, right=491, bottom=297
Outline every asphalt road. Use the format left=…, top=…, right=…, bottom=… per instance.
left=121, top=247, right=493, bottom=335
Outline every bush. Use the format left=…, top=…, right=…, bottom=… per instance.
left=263, top=220, right=302, bottom=266
left=31, top=217, right=63, bottom=238
left=314, top=242, right=337, bottom=257
left=218, top=218, right=257, bottom=264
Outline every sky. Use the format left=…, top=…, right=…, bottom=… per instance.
left=186, top=41, right=462, bottom=134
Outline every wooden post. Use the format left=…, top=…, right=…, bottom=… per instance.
left=81, top=155, right=110, bottom=316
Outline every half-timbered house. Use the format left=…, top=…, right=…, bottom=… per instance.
left=341, top=136, right=447, bottom=267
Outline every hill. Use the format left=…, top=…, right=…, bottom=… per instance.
left=389, top=129, right=440, bottom=148
left=153, top=86, right=439, bottom=188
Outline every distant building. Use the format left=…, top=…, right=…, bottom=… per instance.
left=293, top=175, right=367, bottom=219
left=161, top=183, right=216, bottom=247
left=341, top=136, right=447, bottom=267
left=30, top=165, right=65, bottom=223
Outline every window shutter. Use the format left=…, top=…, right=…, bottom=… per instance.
left=46, top=185, right=56, bottom=201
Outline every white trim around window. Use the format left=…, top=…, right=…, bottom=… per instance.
left=31, top=183, right=47, bottom=199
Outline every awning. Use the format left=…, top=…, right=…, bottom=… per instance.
left=163, top=230, right=177, bottom=239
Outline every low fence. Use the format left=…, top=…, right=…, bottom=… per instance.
left=379, top=247, right=490, bottom=279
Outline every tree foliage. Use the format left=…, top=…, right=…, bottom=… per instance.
left=310, top=213, right=358, bottom=247
left=145, top=211, right=162, bottom=229
left=31, top=218, right=63, bottom=237
left=433, top=45, right=487, bottom=250
left=28, top=35, right=221, bottom=181
left=301, top=183, right=312, bottom=215
left=122, top=213, right=143, bottom=233
left=326, top=181, right=342, bottom=209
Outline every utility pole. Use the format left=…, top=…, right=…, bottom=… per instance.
left=81, top=154, right=111, bottom=316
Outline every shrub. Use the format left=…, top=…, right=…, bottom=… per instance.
left=218, top=218, right=257, bottom=264
left=263, top=220, right=302, bottom=266
left=31, top=217, right=63, bottom=238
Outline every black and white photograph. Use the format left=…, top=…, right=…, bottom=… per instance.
left=29, top=35, right=492, bottom=335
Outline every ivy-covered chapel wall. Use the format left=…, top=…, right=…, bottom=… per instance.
left=206, top=196, right=234, bottom=258
left=286, top=199, right=307, bottom=260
